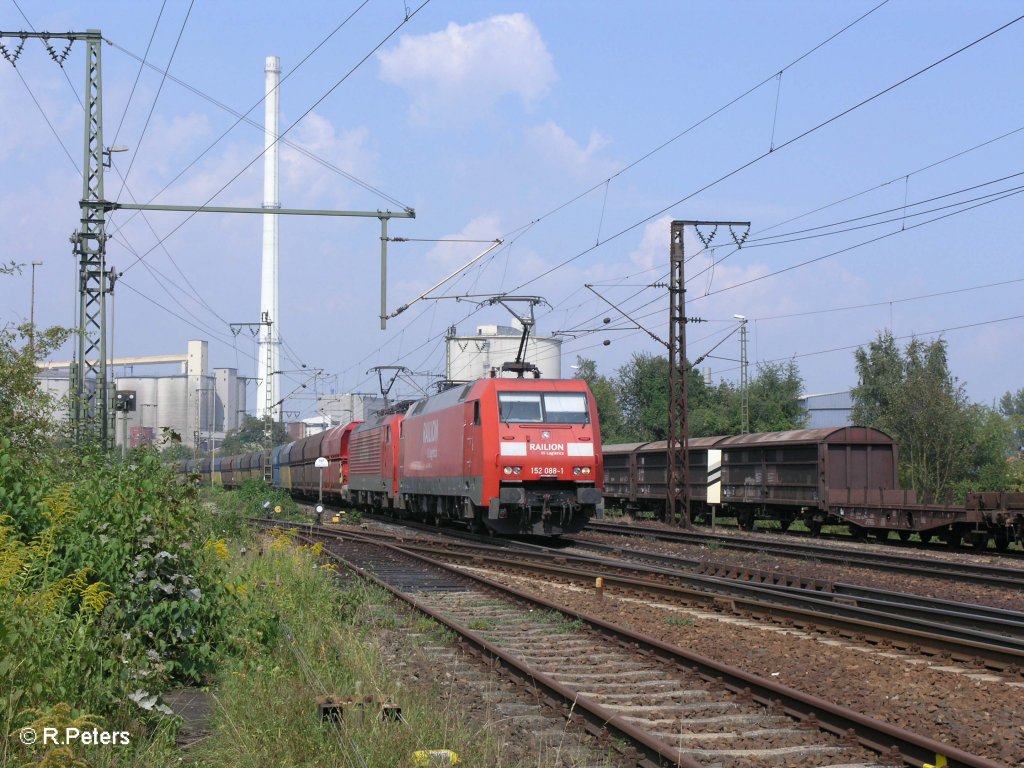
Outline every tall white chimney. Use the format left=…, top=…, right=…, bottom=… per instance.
left=258, top=55, right=281, bottom=421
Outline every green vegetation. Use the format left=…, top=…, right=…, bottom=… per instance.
left=664, top=616, right=695, bottom=627
left=534, top=610, right=586, bottom=634
left=184, top=533, right=529, bottom=768
left=0, top=437, right=245, bottom=767
left=575, top=353, right=807, bottom=443
left=852, top=331, right=1022, bottom=502
left=218, top=415, right=290, bottom=456
left=1, top=294, right=574, bottom=764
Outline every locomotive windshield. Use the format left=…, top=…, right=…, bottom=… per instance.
left=498, top=392, right=589, bottom=424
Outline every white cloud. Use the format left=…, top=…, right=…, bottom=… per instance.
left=280, top=112, right=375, bottom=206
left=377, top=13, right=556, bottom=123
left=525, top=121, right=615, bottom=180
left=425, top=215, right=503, bottom=267
left=136, top=113, right=213, bottom=175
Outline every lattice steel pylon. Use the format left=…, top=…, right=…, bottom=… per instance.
left=667, top=220, right=749, bottom=527
left=72, top=31, right=112, bottom=447
left=0, top=29, right=111, bottom=446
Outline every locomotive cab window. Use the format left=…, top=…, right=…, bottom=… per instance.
left=499, top=393, right=543, bottom=422
left=498, top=392, right=589, bottom=424
left=543, top=393, right=589, bottom=424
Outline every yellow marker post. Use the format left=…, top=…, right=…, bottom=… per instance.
left=923, top=757, right=948, bottom=768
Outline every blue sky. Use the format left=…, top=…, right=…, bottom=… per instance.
left=2, top=0, right=1022, bottom=417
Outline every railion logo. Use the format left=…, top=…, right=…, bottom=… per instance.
left=530, top=442, right=565, bottom=453
left=541, top=430, right=550, bottom=439
left=422, top=420, right=439, bottom=444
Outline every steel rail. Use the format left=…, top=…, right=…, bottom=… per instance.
left=292, top=516, right=1024, bottom=652
left=390, top=540, right=1024, bottom=669
left=255, top=519, right=1007, bottom=768
left=583, top=521, right=1024, bottom=589
left=284, top=531, right=701, bottom=767
left=304, top=513, right=1024, bottom=637
left=569, top=537, right=1024, bottom=628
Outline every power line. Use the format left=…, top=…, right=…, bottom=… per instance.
left=114, top=0, right=195, bottom=202
left=109, top=0, right=167, bottom=149
left=763, top=312, right=1024, bottom=365
left=503, top=12, right=1024, bottom=298
left=741, top=170, right=1024, bottom=248
left=118, top=0, right=431, bottom=277
left=431, top=1, right=892, bottom=339
left=747, top=276, right=1024, bottom=322
left=495, top=0, right=891, bottom=246
left=10, top=2, right=236, bottom=336
left=693, top=184, right=1024, bottom=301
left=104, top=30, right=410, bottom=211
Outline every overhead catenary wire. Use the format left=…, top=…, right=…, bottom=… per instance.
left=394, top=0, right=893, bottom=346
left=7, top=1, right=239, bottom=339
left=565, top=148, right=1024, bottom=346
left=104, top=27, right=411, bottom=212
left=493, top=0, right=893, bottom=247
left=117, top=1, right=431, bottom=277
left=693, top=184, right=1024, bottom=301
left=503, top=12, right=1024, bottom=299
left=108, top=0, right=167, bottom=149
left=112, top=0, right=195, bottom=203
left=555, top=121, right=1024, bottom=342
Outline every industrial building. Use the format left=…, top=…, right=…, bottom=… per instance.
left=36, top=340, right=248, bottom=452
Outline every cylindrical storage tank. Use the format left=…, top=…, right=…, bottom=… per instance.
left=446, top=325, right=563, bottom=380
left=133, top=377, right=159, bottom=429
left=157, top=377, right=190, bottom=447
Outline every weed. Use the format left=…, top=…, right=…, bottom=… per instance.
left=413, top=617, right=438, bottom=633
left=664, top=616, right=694, bottom=627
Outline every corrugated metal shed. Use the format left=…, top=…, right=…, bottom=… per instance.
left=797, top=390, right=854, bottom=428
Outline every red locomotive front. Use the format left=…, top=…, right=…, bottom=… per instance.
left=399, top=378, right=603, bottom=535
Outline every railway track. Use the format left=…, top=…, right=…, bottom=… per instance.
left=316, top=511, right=1024, bottom=667
left=352, top=526, right=1024, bottom=672
left=584, top=521, right=1024, bottom=590
left=686, top=518, right=1024, bottom=558
left=255, top=518, right=1007, bottom=768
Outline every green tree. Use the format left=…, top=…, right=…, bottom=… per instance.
left=219, top=414, right=290, bottom=456
left=1, top=264, right=72, bottom=458
left=852, top=332, right=979, bottom=502
left=615, top=352, right=671, bottom=441
left=956, top=403, right=1015, bottom=495
left=608, top=352, right=807, bottom=442
left=573, top=357, right=627, bottom=442
left=999, top=388, right=1024, bottom=453
left=748, top=360, right=808, bottom=432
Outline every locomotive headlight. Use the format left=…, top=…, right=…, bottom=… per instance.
left=512, top=466, right=522, bottom=475
left=573, top=466, right=592, bottom=476
left=504, top=466, right=513, bottom=475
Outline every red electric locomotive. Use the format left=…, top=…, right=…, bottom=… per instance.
left=347, top=404, right=410, bottom=509
left=398, top=377, right=603, bottom=535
